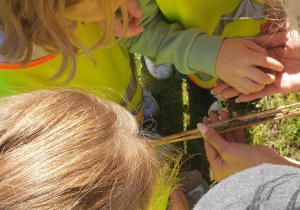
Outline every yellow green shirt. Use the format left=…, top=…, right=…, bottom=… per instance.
left=0, top=22, right=143, bottom=119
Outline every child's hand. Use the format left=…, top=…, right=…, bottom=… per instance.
left=113, top=0, right=144, bottom=37
left=215, top=38, right=284, bottom=94
left=169, top=189, right=190, bottom=210
left=212, top=32, right=300, bottom=102
left=96, top=0, right=144, bottom=38
left=198, top=110, right=293, bottom=182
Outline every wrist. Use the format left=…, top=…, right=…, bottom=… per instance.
left=214, top=38, right=229, bottom=78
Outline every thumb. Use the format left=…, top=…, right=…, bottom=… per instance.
left=197, top=123, right=228, bottom=153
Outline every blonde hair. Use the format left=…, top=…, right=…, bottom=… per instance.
left=267, top=0, right=300, bottom=35
left=0, top=0, right=129, bottom=83
left=0, top=90, right=175, bottom=209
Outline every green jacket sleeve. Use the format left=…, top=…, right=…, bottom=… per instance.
left=119, top=0, right=226, bottom=77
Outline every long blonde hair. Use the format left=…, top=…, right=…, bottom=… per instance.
left=0, top=0, right=129, bottom=83
left=0, top=90, right=175, bottom=209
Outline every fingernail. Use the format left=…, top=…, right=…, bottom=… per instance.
left=197, top=123, right=208, bottom=133
left=235, top=98, right=240, bottom=103
left=208, top=110, right=212, bottom=117
left=210, top=89, right=215, bottom=95
left=135, top=8, right=143, bottom=17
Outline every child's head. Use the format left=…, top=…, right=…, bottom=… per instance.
left=0, top=90, right=172, bottom=209
left=0, top=0, right=129, bottom=82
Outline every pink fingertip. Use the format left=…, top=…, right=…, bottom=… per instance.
left=208, top=110, right=212, bottom=117
left=135, top=8, right=143, bottom=17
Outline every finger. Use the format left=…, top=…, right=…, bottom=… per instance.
left=252, top=32, right=288, bottom=48
left=206, top=112, right=226, bottom=139
left=218, top=109, right=235, bottom=142
left=248, top=66, right=276, bottom=85
left=246, top=42, right=284, bottom=72
left=235, top=84, right=278, bottom=103
left=232, top=112, right=246, bottom=143
left=112, top=16, right=125, bottom=37
left=253, top=53, right=284, bottom=73
left=198, top=123, right=228, bottom=153
left=125, top=0, right=143, bottom=18
left=203, top=116, right=210, bottom=125
left=236, top=77, right=266, bottom=95
left=245, top=41, right=284, bottom=72
left=127, top=17, right=145, bottom=36
left=126, top=24, right=144, bottom=37
left=219, top=87, right=241, bottom=99
left=208, top=110, right=220, bottom=123
left=113, top=16, right=144, bottom=37
left=211, top=82, right=230, bottom=95
left=169, top=189, right=190, bottom=210
left=129, top=16, right=141, bottom=28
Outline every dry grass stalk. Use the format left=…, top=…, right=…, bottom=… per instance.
left=155, top=103, right=300, bottom=146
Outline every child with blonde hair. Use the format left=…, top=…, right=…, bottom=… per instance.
left=0, top=89, right=181, bottom=209
left=0, top=0, right=146, bottom=121
left=0, top=0, right=286, bottom=122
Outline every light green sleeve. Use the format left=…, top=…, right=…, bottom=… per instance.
left=119, top=0, right=226, bottom=77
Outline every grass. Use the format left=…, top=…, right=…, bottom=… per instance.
left=135, top=54, right=300, bottom=184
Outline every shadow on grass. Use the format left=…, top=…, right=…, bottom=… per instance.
left=138, top=55, right=211, bottom=183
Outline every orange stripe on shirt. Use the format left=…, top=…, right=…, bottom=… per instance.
left=0, top=54, right=57, bottom=70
